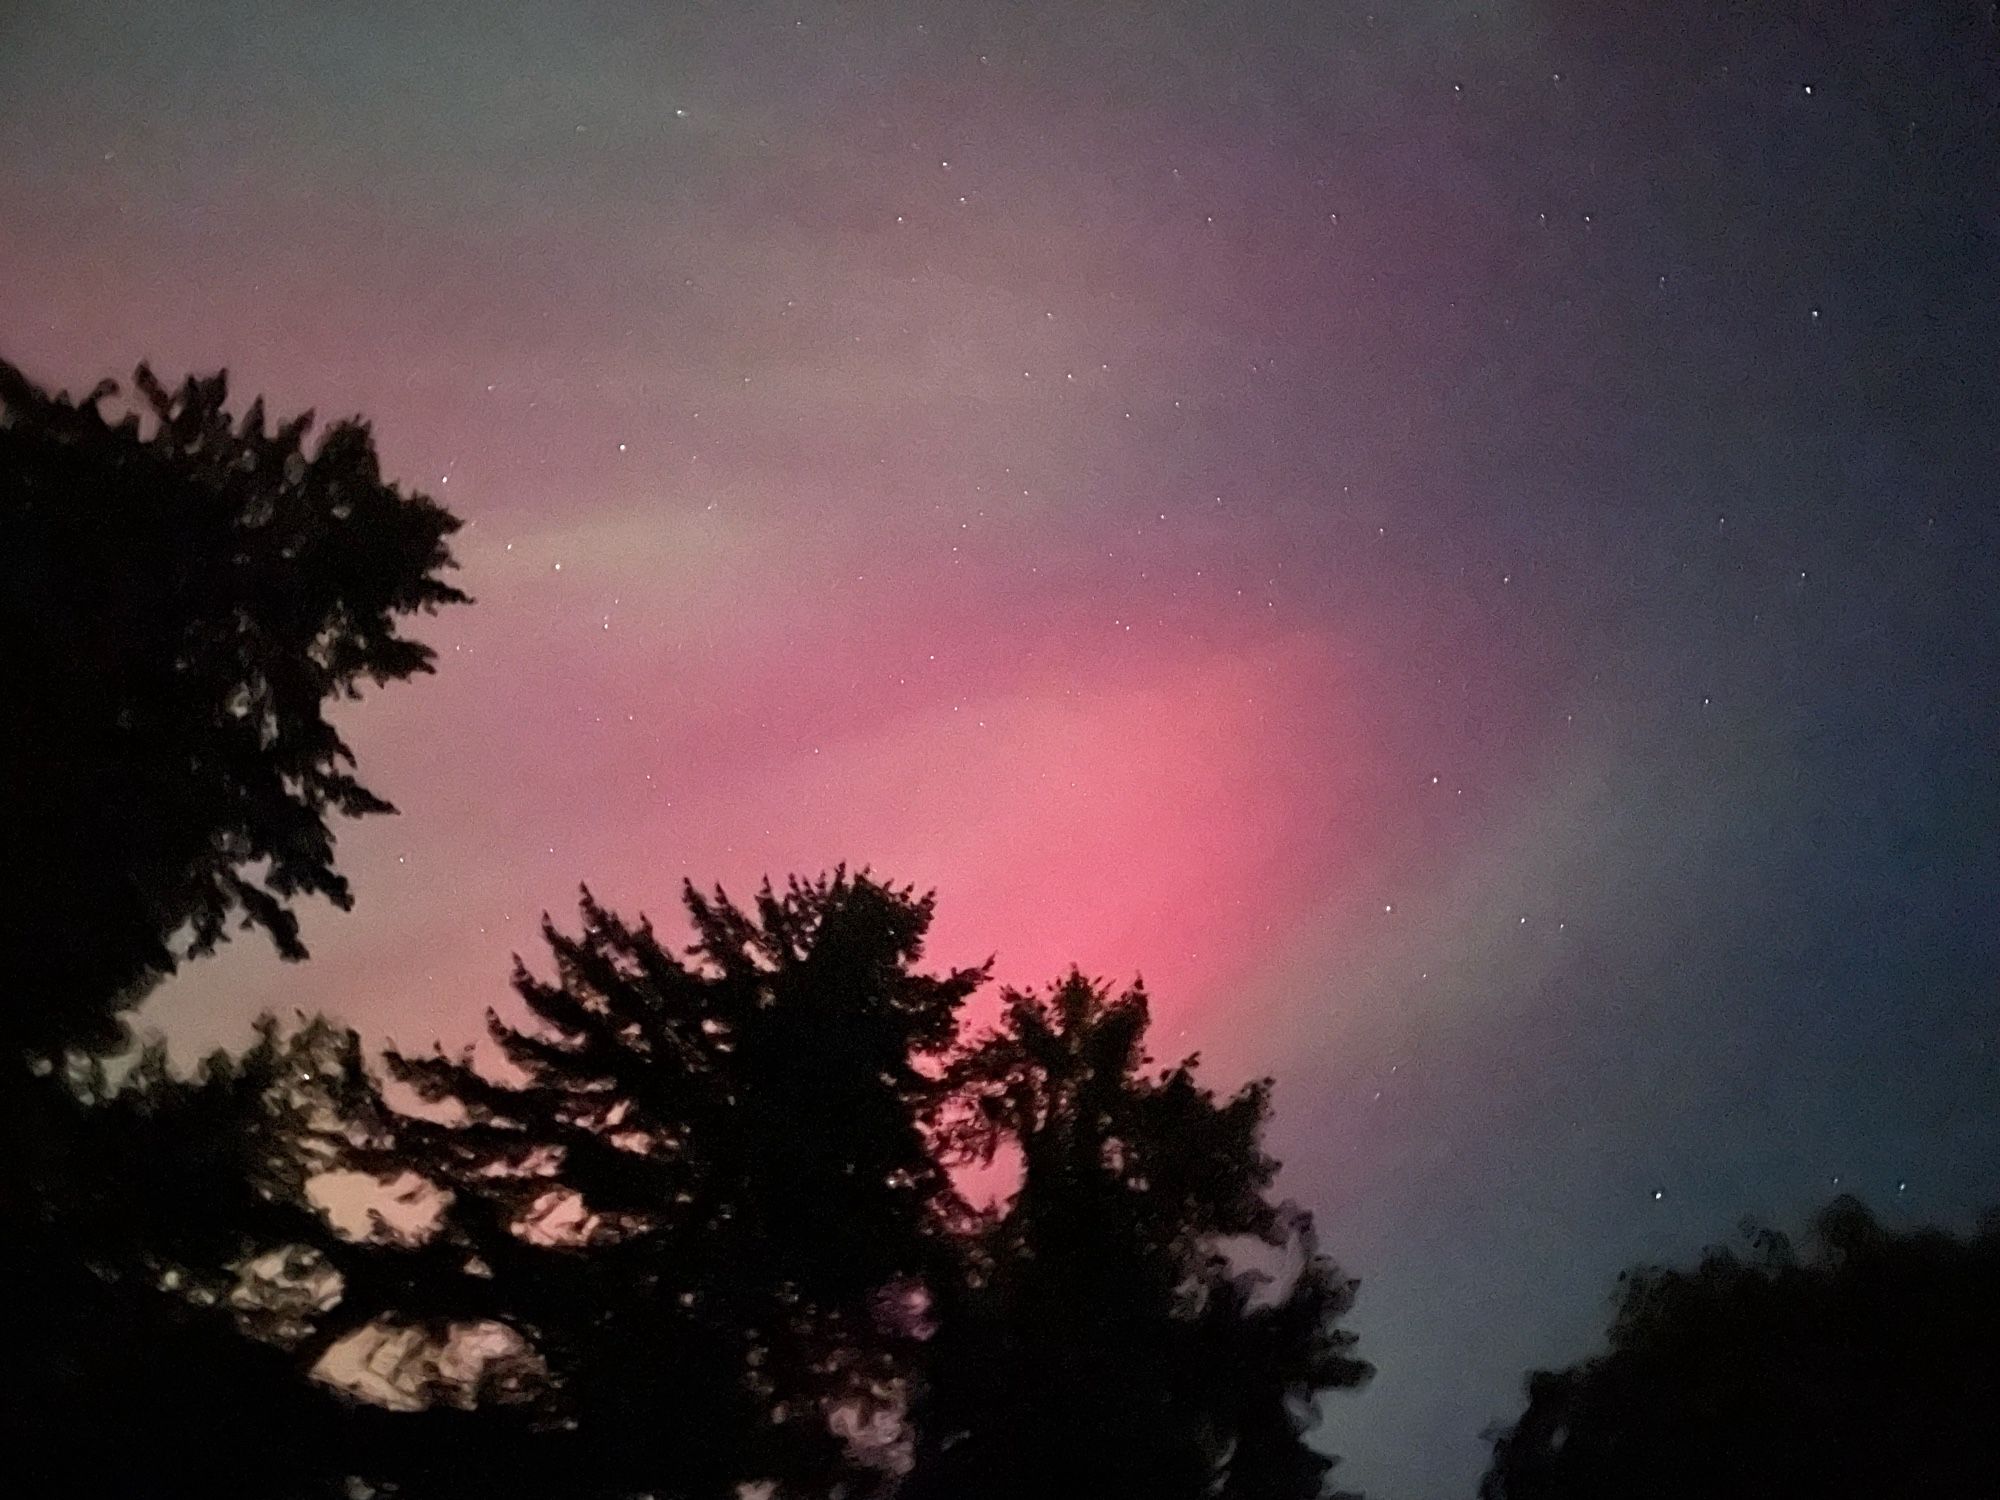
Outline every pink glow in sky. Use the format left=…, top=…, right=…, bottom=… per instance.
left=12, top=7, right=2000, bottom=1496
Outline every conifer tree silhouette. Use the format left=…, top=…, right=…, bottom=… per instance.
left=907, top=971, right=1372, bottom=1500
left=3, top=378, right=1372, bottom=1498
left=326, top=873, right=987, bottom=1499
left=8, top=875, right=1373, bottom=1500
left=1, top=354, right=465, bottom=1496
left=0, top=356, right=465, bottom=1060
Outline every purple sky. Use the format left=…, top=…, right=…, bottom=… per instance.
left=6, top=4, right=1998, bottom=1494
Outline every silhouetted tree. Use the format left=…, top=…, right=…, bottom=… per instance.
left=7, top=848, right=1369, bottom=1500
left=2, top=356, right=1371, bottom=1500
left=1481, top=1196, right=2000, bottom=1500
left=906, top=971, right=1372, bottom=1500
left=0, top=354, right=467, bottom=1495
left=3, top=1019, right=393, bottom=1498
left=0, top=356, right=466, bottom=1060
left=8, top=1011, right=570, bottom=1500
left=320, top=872, right=988, bottom=1499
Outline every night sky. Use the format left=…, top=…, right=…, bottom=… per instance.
left=5, top=2, right=1999, bottom=1494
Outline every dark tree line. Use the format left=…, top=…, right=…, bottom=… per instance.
left=10, top=353, right=2000, bottom=1500
left=0, top=356, right=1373, bottom=1499
left=7, top=867, right=1377, bottom=1499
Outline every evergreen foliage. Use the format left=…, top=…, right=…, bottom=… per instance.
left=908, top=971, right=1373, bottom=1500
left=0, top=356, right=466, bottom=1058
left=1, top=355, right=1374, bottom=1499
left=328, top=872, right=989, bottom=1499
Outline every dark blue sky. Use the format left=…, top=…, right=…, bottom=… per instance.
left=4, top=3, right=1997, bottom=1495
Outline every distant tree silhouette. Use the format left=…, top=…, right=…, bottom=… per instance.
left=317, top=872, right=988, bottom=1499
left=906, top=971, right=1372, bottom=1500
left=1481, top=1196, right=2000, bottom=1500
left=0, top=356, right=466, bottom=1060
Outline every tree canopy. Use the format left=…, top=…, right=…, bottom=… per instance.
left=1480, top=1196, right=2000, bottom=1500
left=5, top=1019, right=396, bottom=1499
left=326, top=872, right=989, bottom=1499
left=7, top=878, right=1374, bottom=1500
left=0, top=356, right=466, bottom=1058
left=908, top=972, right=1373, bottom=1500
left=0, top=355, right=466, bottom=1497
left=0, top=355, right=1376, bottom=1500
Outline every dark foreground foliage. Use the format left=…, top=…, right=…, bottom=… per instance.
left=334, top=872, right=988, bottom=1499
left=1, top=356, right=1369, bottom=1498
left=8, top=879, right=1372, bottom=1500
left=907, top=972, right=1372, bottom=1500
left=1481, top=1196, right=2000, bottom=1500
left=0, top=355, right=465, bottom=1060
